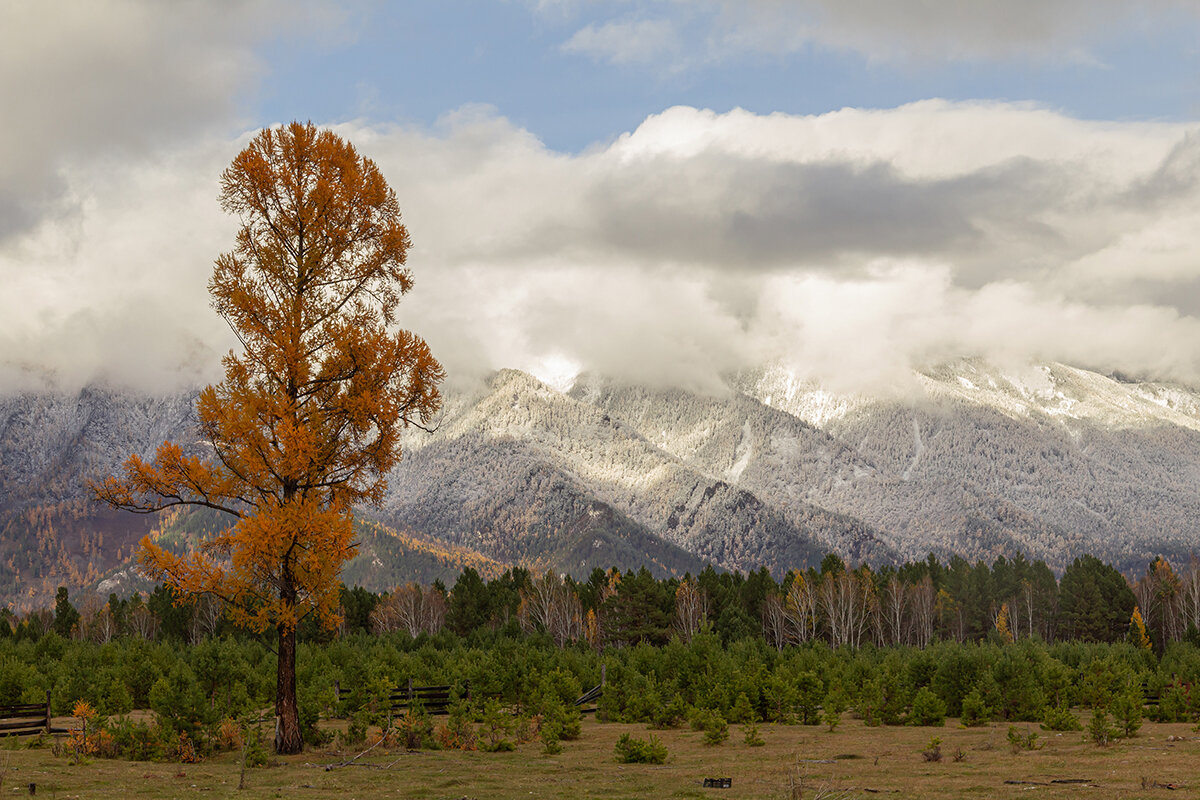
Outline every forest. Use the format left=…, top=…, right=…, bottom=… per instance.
left=2, top=550, right=1200, bottom=761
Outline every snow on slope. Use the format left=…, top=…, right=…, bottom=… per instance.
left=384, top=369, right=857, bottom=574
left=736, top=360, right=1200, bottom=571
left=565, top=373, right=890, bottom=562
left=0, top=385, right=198, bottom=508
left=7, top=357, right=1200, bottom=596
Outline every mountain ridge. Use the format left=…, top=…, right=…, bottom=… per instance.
left=4, top=359, right=1200, bottom=607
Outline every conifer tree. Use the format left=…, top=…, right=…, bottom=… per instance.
left=1128, top=606, right=1152, bottom=651
left=94, top=122, right=443, bottom=753
left=995, top=602, right=1014, bottom=644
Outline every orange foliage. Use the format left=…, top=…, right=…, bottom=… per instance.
left=92, top=122, right=443, bottom=752
left=216, top=717, right=244, bottom=751
left=67, top=700, right=114, bottom=758
left=72, top=699, right=97, bottom=722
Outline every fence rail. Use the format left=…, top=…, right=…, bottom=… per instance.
left=573, top=683, right=603, bottom=713
left=337, top=667, right=607, bottom=718
left=389, top=681, right=467, bottom=715
left=0, top=692, right=51, bottom=736
left=335, top=679, right=472, bottom=717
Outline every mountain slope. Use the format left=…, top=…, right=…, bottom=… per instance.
left=0, top=386, right=197, bottom=606
left=6, top=359, right=1200, bottom=606
left=737, top=361, right=1200, bottom=571
left=567, top=373, right=892, bottom=562
left=381, top=369, right=836, bottom=576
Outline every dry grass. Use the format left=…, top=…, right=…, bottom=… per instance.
left=2, top=716, right=1198, bottom=799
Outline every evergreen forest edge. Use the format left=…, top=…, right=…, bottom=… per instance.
left=4, top=550, right=1200, bottom=759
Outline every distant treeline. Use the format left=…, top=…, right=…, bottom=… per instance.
left=1, top=612, right=1198, bottom=755
left=5, top=553, right=1200, bottom=756
left=9, top=551, right=1199, bottom=653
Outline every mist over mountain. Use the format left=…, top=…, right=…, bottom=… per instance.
left=3, top=359, right=1200, bottom=608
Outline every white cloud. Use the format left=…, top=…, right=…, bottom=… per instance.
left=750, top=266, right=1200, bottom=391
left=561, top=17, right=683, bottom=66
left=712, top=0, right=1161, bottom=61
left=344, top=102, right=1200, bottom=389
left=0, top=136, right=243, bottom=393
left=6, top=100, right=1200, bottom=395
left=0, top=0, right=351, bottom=244
left=545, top=0, right=1200, bottom=66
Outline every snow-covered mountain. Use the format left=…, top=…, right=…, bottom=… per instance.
left=0, top=385, right=199, bottom=605
left=379, top=369, right=855, bottom=577
left=0, top=385, right=198, bottom=510
left=4, top=359, right=1200, bottom=606
left=736, top=360, right=1200, bottom=571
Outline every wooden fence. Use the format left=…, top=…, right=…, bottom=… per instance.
left=389, top=680, right=469, bottom=716
left=334, top=679, right=471, bottom=717
left=573, top=683, right=603, bottom=714
left=336, top=666, right=605, bottom=718
left=572, top=663, right=605, bottom=714
left=0, top=692, right=51, bottom=736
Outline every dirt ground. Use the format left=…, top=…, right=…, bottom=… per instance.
left=2, top=715, right=1197, bottom=799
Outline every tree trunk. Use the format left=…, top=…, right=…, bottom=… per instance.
left=275, top=622, right=303, bottom=754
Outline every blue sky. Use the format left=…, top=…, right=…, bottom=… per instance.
left=254, top=2, right=1200, bottom=152
left=4, top=1, right=1200, bottom=393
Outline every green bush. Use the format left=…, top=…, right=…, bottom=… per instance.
left=876, top=665, right=910, bottom=725
left=990, top=647, right=1047, bottom=721
left=649, top=692, right=687, bottom=729
left=1149, top=681, right=1190, bottom=723
left=614, top=733, right=667, bottom=764
left=106, top=715, right=173, bottom=761
left=959, top=689, right=990, bottom=727
left=1006, top=726, right=1041, bottom=752
left=478, top=698, right=515, bottom=752
left=1111, top=689, right=1143, bottom=738
left=540, top=727, right=563, bottom=755
left=541, top=699, right=582, bottom=741
left=1040, top=704, right=1082, bottom=731
left=795, top=671, right=824, bottom=725
left=931, top=645, right=982, bottom=717
left=908, top=687, right=947, bottom=727
left=701, top=711, right=729, bottom=746
left=148, top=661, right=213, bottom=737
left=761, top=672, right=799, bottom=723
left=0, top=658, right=37, bottom=706
left=729, top=692, right=755, bottom=724
left=857, top=679, right=884, bottom=727
left=1086, top=707, right=1117, bottom=746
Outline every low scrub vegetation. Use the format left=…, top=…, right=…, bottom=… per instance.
left=613, top=732, right=668, bottom=764
left=2, top=627, right=1199, bottom=766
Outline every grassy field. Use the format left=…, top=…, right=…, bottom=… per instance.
left=2, top=715, right=1198, bottom=799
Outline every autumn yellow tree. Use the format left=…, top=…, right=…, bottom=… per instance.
left=995, top=601, right=1013, bottom=644
left=93, top=122, right=443, bottom=754
left=1129, top=605, right=1152, bottom=651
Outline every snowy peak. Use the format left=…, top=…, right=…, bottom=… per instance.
left=384, top=367, right=867, bottom=574
left=734, top=366, right=879, bottom=428
left=7, top=358, right=1200, bottom=605
left=918, top=361, right=1200, bottom=432
left=740, top=359, right=1200, bottom=433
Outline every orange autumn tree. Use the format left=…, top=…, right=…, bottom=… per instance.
left=93, top=122, right=443, bottom=754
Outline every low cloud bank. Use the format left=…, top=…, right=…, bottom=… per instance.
left=5, top=101, right=1200, bottom=394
